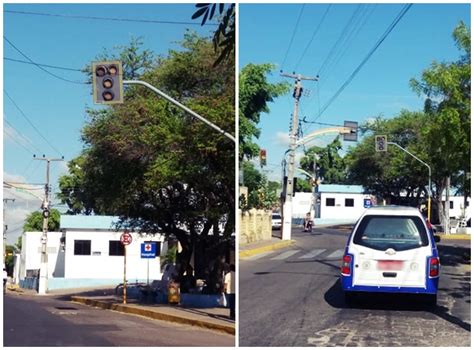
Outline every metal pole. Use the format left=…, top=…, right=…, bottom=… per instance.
left=123, top=244, right=127, bottom=304
left=387, top=142, right=432, bottom=221
left=123, top=80, right=235, bottom=143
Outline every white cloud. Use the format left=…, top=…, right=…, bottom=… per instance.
left=275, top=132, right=290, bottom=147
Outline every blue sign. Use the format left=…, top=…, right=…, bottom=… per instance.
left=141, top=242, right=157, bottom=259
left=363, top=198, right=372, bottom=209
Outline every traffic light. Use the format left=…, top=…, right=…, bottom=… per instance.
left=375, top=135, right=388, bottom=152
left=259, top=149, right=267, bottom=167
left=92, top=61, right=123, bottom=104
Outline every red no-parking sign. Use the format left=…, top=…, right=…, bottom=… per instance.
left=120, top=231, right=133, bottom=245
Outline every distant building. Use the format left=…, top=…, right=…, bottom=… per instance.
left=18, top=215, right=166, bottom=291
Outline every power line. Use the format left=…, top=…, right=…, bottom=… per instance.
left=4, top=36, right=88, bottom=85
left=280, top=4, right=306, bottom=71
left=4, top=57, right=82, bottom=72
left=3, top=118, right=42, bottom=154
left=4, top=90, right=64, bottom=157
left=308, top=4, right=413, bottom=124
left=3, top=126, right=36, bottom=155
left=5, top=9, right=217, bottom=26
left=293, top=4, right=332, bottom=72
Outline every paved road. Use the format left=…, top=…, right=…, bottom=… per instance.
left=3, top=292, right=234, bottom=347
left=240, top=227, right=471, bottom=347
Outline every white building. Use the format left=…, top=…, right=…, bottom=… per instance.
left=18, top=215, right=165, bottom=291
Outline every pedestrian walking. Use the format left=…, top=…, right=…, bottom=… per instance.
left=224, top=264, right=235, bottom=320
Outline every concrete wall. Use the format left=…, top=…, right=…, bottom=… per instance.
left=239, top=209, right=272, bottom=245
left=20, top=232, right=63, bottom=279
left=64, top=230, right=164, bottom=281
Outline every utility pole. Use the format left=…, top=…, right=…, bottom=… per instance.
left=3, top=198, right=15, bottom=267
left=280, top=72, right=318, bottom=240
left=34, top=155, right=64, bottom=295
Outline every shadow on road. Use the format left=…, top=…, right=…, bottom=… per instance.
left=324, top=279, right=470, bottom=332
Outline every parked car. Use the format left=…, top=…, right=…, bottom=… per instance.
left=271, top=213, right=282, bottom=230
left=341, top=206, right=441, bottom=305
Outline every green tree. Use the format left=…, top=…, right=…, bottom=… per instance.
left=192, top=4, right=235, bottom=66
left=300, top=137, right=347, bottom=185
left=239, top=63, right=290, bottom=161
left=410, top=21, right=470, bottom=224
left=345, top=111, right=433, bottom=207
left=23, top=209, right=61, bottom=232
left=241, top=161, right=279, bottom=210
left=58, top=34, right=234, bottom=292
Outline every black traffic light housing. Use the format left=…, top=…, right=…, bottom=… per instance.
left=92, top=61, right=123, bottom=104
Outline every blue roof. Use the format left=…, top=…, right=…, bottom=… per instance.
left=60, top=215, right=121, bottom=230
left=318, top=184, right=366, bottom=194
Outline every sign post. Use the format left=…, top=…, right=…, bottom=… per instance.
left=141, top=242, right=157, bottom=286
left=120, top=231, right=133, bottom=304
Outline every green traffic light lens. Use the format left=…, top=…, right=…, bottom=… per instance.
left=103, top=91, right=114, bottom=101
left=103, top=78, right=113, bottom=89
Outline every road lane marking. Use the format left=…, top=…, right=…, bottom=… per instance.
left=270, top=250, right=300, bottom=260
left=299, top=249, right=327, bottom=259
left=244, top=251, right=275, bottom=261
left=326, top=249, right=344, bottom=259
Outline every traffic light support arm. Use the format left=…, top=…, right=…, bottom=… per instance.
left=387, top=141, right=432, bottom=221
left=123, top=80, right=236, bottom=143
left=296, top=126, right=353, bottom=147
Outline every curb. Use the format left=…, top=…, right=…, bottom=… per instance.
left=438, top=234, right=471, bottom=240
left=71, top=296, right=235, bottom=335
left=240, top=240, right=295, bottom=258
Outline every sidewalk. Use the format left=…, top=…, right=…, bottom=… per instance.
left=6, top=286, right=235, bottom=335
left=240, top=234, right=295, bottom=259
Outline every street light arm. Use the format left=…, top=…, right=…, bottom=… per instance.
left=296, top=126, right=352, bottom=146
left=386, top=142, right=431, bottom=178
left=123, top=80, right=236, bottom=143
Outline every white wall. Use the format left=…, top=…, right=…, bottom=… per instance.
left=320, top=192, right=367, bottom=220
left=21, top=232, right=63, bottom=279
left=64, top=230, right=163, bottom=281
left=293, top=192, right=314, bottom=219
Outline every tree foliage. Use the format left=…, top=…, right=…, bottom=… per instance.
left=58, top=34, right=234, bottom=292
left=239, top=63, right=290, bottom=161
left=192, top=3, right=235, bottom=66
left=23, top=209, right=61, bottom=232
left=300, top=137, right=347, bottom=185
left=240, top=161, right=279, bottom=210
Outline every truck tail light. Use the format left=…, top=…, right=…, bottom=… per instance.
left=341, top=255, right=352, bottom=276
left=429, top=257, right=440, bottom=277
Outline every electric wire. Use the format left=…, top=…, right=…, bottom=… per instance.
left=281, top=4, right=306, bottom=71
left=4, top=36, right=88, bottom=85
left=3, top=118, right=42, bottom=154
left=4, top=90, right=64, bottom=157
left=317, top=4, right=364, bottom=77
left=3, top=126, right=36, bottom=155
left=293, top=4, right=332, bottom=72
left=307, top=4, right=413, bottom=125
left=5, top=10, right=217, bottom=26
left=4, top=57, right=83, bottom=72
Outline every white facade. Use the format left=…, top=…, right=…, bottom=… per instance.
left=19, top=215, right=166, bottom=290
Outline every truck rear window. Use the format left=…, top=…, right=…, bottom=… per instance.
left=353, top=215, right=429, bottom=251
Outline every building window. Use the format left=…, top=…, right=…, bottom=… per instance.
left=326, top=198, right=335, bottom=207
left=345, top=198, right=354, bottom=207
left=74, top=240, right=91, bottom=256
left=450, top=201, right=454, bottom=209
left=109, top=241, right=125, bottom=256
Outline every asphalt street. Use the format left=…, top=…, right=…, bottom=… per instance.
left=3, top=292, right=234, bottom=347
left=239, top=226, right=471, bottom=347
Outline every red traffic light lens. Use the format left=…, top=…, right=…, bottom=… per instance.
left=96, top=66, right=107, bottom=77
left=103, top=78, right=113, bottom=89
left=108, top=65, right=118, bottom=76
left=102, top=91, right=114, bottom=101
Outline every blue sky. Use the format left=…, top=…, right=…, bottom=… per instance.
left=3, top=3, right=216, bottom=243
left=239, top=3, right=470, bottom=181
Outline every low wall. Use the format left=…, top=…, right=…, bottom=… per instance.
left=239, top=209, right=272, bottom=245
